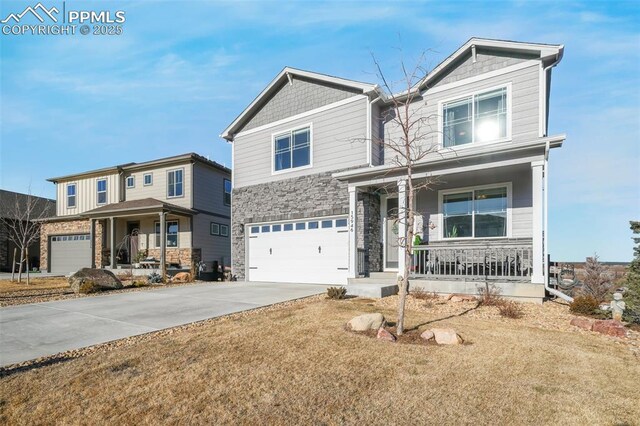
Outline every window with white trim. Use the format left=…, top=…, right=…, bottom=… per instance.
left=443, top=186, right=508, bottom=238
left=143, top=173, right=153, bottom=186
left=126, top=176, right=135, bottom=188
left=155, top=220, right=178, bottom=247
left=67, top=183, right=76, bottom=208
left=96, top=179, right=107, bottom=205
left=167, top=169, right=183, bottom=198
left=443, top=87, right=507, bottom=147
left=274, top=126, right=311, bottom=172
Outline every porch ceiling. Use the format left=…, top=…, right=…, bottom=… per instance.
left=80, top=198, right=196, bottom=219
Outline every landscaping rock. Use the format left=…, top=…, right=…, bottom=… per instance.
left=172, top=272, right=192, bottom=283
left=592, top=320, right=627, bottom=338
left=69, top=269, right=123, bottom=294
left=420, top=330, right=435, bottom=341
left=431, top=328, right=463, bottom=345
left=448, top=294, right=476, bottom=302
left=347, top=313, right=385, bottom=331
left=570, top=318, right=594, bottom=331
left=377, top=328, right=396, bottom=342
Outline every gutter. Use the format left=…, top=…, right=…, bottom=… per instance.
left=542, top=139, right=573, bottom=303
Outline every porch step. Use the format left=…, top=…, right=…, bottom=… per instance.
left=346, top=283, right=398, bottom=299
left=348, top=277, right=397, bottom=285
left=369, top=272, right=397, bottom=280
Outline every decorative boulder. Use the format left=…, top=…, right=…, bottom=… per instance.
left=570, top=318, right=594, bottom=331
left=69, top=268, right=123, bottom=294
left=172, top=272, right=192, bottom=283
left=431, top=328, right=464, bottom=345
left=347, top=313, right=385, bottom=331
left=377, top=328, right=396, bottom=342
left=420, top=330, right=435, bottom=341
left=592, top=320, right=627, bottom=338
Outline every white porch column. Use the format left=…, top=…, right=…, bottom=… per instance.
left=159, top=212, right=167, bottom=279
left=397, top=178, right=407, bottom=279
left=531, top=161, right=545, bottom=284
left=348, top=186, right=358, bottom=278
left=109, top=217, right=116, bottom=269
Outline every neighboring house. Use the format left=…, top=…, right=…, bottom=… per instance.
left=222, top=38, right=566, bottom=302
left=40, top=153, right=231, bottom=275
left=0, top=190, right=55, bottom=272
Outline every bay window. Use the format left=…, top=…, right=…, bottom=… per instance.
left=274, top=126, right=311, bottom=172
left=442, top=185, right=508, bottom=239
left=443, top=87, right=508, bottom=147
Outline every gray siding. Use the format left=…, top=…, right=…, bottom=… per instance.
left=124, top=162, right=193, bottom=209
left=242, top=76, right=361, bottom=132
left=192, top=213, right=231, bottom=265
left=371, top=102, right=383, bottom=166
left=192, top=162, right=231, bottom=216
left=233, top=96, right=369, bottom=189
left=383, top=60, right=540, bottom=162
left=416, top=165, right=532, bottom=243
left=430, top=49, right=538, bottom=87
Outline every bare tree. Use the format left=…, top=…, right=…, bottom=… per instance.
left=0, top=189, right=53, bottom=284
left=370, top=50, right=443, bottom=335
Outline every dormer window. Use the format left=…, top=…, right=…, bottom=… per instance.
left=442, top=86, right=509, bottom=147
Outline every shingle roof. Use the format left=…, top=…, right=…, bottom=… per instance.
left=80, top=198, right=196, bottom=217
left=0, top=190, right=55, bottom=221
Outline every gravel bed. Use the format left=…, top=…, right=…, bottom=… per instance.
left=0, top=280, right=231, bottom=307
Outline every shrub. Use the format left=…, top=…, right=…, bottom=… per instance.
left=147, top=272, right=163, bottom=284
left=499, top=301, right=524, bottom=319
left=326, top=286, right=347, bottom=300
left=78, top=280, right=98, bottom=294
left=580, top=254, right=612, bottom=302
left=477, top=284, right=505, bottom=306
left=569, top=295, right=600, bottom=316
left=411, top=288, right=439, bottom=301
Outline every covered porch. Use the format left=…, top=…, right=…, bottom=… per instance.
left=81, top=198, right=198, bottom=277
left=336, top=152, right=550, bottom=296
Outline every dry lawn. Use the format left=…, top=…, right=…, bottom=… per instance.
left=1, top=297, right=639, bottom=425
left=0, top=277, right=70, bottom=293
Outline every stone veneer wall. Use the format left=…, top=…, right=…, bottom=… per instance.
left=232, top=170, right=382, bottom=280
left=146, top=248, right=200, bottom=267
left=40, top=219, right=104, bottom=271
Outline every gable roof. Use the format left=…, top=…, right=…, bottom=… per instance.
left=47, top=152, right=230, bottom=183
left=0, top=190, right=55, bottom=220
left=221, top=67, right=378, bottom=140
left=415, top=37, right=563, bottom=92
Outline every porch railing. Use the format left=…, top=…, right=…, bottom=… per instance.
left=411, top=244, right=533, bottom=280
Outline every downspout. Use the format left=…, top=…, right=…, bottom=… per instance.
left=543, top=140, right=573, bottom=302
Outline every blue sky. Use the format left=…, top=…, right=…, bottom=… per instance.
left=1, top=0, right=638, bottom=261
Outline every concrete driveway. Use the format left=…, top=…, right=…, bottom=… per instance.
left=0, top=282, right=327, bottom=367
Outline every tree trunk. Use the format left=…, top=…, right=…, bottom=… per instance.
left=18, top=248, right=24, bottom=283
left=26, top=247, right=30, bottom=285
left=11, top=247, right=17, bottom=281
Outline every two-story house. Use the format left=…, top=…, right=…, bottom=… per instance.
left=40, top=153, right=231, bottom=275
left=222, top=38, right=566, bottom=302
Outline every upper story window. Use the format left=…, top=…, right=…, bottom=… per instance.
left=442, top=86, right=508, bottom=148
left=223, top=178, right=231, bottom=206
left=273, top=126, right=311, bottom=173
left=442, top=185, right=509, bottom=239
left=143, top=173, right=153, bottom=186
left=126, top=176, right=135, bottom=188
left=66, top=184, right=76, bottom=208
left=167, top=169, right=183, bottom=198
left=96, top=179, right=107, bottom=205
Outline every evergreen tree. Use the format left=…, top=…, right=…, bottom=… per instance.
left=623, top=221, right=640, bottom=323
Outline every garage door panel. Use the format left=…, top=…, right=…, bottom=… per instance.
left=248, top=218, right=349, bottom=285
left=50, top=234, right=91, bottom=274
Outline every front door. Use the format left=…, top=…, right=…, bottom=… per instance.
left=127, top=221, right=140, bottom=264
left=384, top=197, right=399, bottom=270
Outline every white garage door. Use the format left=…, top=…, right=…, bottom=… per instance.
left=248, top=217, right=349, bottom=284
left=50, top=234, right=91, bottom=274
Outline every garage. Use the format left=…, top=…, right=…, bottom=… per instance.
left=50, top=234, right=91, bottom=274
left=248, top=216, right=349, bottom=284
